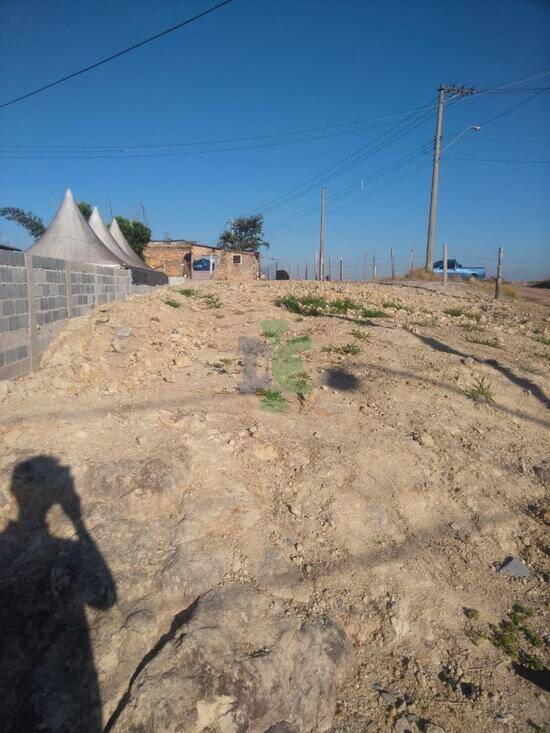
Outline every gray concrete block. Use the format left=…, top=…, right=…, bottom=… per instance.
left=2, top=300, right=14, bottom=316
left=0, top=250, right=25, bottom=267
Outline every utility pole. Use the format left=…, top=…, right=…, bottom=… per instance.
left=339, top=257, right=343, bottom=281
left=363, top=252, right=368, bottom=281
left=409, top=248, right=414, bottom=274
left=328, top=257, right=332, bottom=281
left=425, top=84, right=476, bottom=270
left=319, top=187, right=326, bottom=280
left=305, top=261, right=308, bottom=280
left=390, top=248, right=395, bottom=280
left=314, top=251, right=318, bottom=280
left=372, top=250, right=377, bottom=281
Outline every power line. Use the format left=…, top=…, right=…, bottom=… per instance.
left=0, top=103, right=449, bottom=150
left=446, top=157, right=550, bottom=163
left=479, top=88, right=550, bottom=126
left=250, top=102, right=438, bottom=217
left=0, top=120, right=408, bottom=160
left=0, top=0, right=236, bottom=110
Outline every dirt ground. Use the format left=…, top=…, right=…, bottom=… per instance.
left=1, top=279, right=548, bottom=732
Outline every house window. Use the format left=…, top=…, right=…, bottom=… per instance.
left=232, top=254, right=242, bottom=265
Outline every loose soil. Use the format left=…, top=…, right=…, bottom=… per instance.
left=1, top=279, right=548, bottom=732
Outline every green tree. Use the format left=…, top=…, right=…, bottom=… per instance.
left=218, top=215, right=269, bottom=253
left=114, top=216, right=151, bottom=257
left=77, top=201, right=92, bottom=220
left=0, top=207, right=45, bottom=241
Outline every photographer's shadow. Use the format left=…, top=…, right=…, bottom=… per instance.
left=0, top=455, right=116, bottom=732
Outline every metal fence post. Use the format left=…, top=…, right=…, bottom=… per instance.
left=495, top=245, right=503, bottom=299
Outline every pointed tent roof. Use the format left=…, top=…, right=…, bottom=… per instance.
left=30, top=190, right=123, bottom=266
left=88, top=206, right=143, bottom=268
left=109, top=217, right=147, bottom=267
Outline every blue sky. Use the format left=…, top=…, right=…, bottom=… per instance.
left=1, top=0, right=549, bottom=279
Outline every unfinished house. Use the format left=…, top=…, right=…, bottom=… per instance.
left=143, top=240, right=259, bottom=281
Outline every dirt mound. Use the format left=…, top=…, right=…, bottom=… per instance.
left=0, top=280, right=548, bottom=732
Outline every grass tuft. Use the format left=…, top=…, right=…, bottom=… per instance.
left=257, top=388, right=289, bottom=412
left=322, top=342, right=361, bottom=356
left=361, top=307, right=386, bottom=319
left=466, top=376, right=495, bottom=403
left=177, top=288, right=196, bottom=297
left=164, top=298, right=182, bottom=308
left=465, top=335, right=502, bottom=349
left=348, top=328, right=371, bottom=341
left=444, top=307, right=481, bottom=321
left=383, top=300, right=410, bottom=311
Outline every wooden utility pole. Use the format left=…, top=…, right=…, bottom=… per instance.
left=495, top=245, right=503, bottom=299
left=305, top=262, right=308, bottom=280
left=319, top=187, right=326, bottom=280
left=408, top=248, right=414, bottom=274
left=425, top=84, right=476, bottom=270
left=390, top=248, right=395, bottom=279
left=442, top=242, right=448, bottom=286
left=339, top=257, right=343, bottom=281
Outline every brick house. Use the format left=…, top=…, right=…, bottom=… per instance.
left=143, top=240, right=259, bottom=281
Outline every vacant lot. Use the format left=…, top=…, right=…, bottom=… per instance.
left=1, top=280, right=548, bottom=732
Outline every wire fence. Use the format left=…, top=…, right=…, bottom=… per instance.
left=261, top=248, right=549, bottom=283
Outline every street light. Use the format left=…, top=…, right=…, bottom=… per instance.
left=425, top=124, right=481, bottom=270
left=439, top=125, right=481, bottom=157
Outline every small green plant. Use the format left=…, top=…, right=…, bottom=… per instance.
left=259, top=319, right=313, bottom=405
left=177, top=288, right=196, bottom=297
left=488, top=605, right=544, bottom=672
left=327, top=297, right=361, bottom=313
left=201, top=293, right=221, bottom=309
left=445, top=307, right=481, bottom=321
left=219, top=357, right=233, bottom=366
left=463, top=607, right=480, bottom=621
left=164, top=298, right=182, bottom=308
left=465, top=335, right=502, bottom=349
left=348, top=328, right=371, bottom=341
left=489, top=621, right=520, bottom=657
left=361, top=307, right=386, bottom=318
left=322, top=342, right=361, bottom=356
left=275, top=294, right=328, bottom=316
left=534, top=334, right=550, bottom=346
left=461, top=322, right=484, bottom=332
left=466, top=376, right=495, bottom=403
left=383, top=300, right=410, bottom=311
left=257, top=387, right=289, bottom=412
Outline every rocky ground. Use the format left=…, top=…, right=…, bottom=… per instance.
left=0, top=279, right=548, bottom=733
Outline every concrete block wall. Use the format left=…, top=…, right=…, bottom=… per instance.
left=0, top=250, right=30, bottom=380
left=0, top=250, right=133, bottom=382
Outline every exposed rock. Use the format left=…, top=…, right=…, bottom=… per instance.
left=498, top=556, right=530, bottom=578
left=108, top=584, right=351, bottom=733
left=116, top=327, right=133, bottom=337
left=533, top=459, right=550, bottom=487
left=413, top=431, right=435, bottom=448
